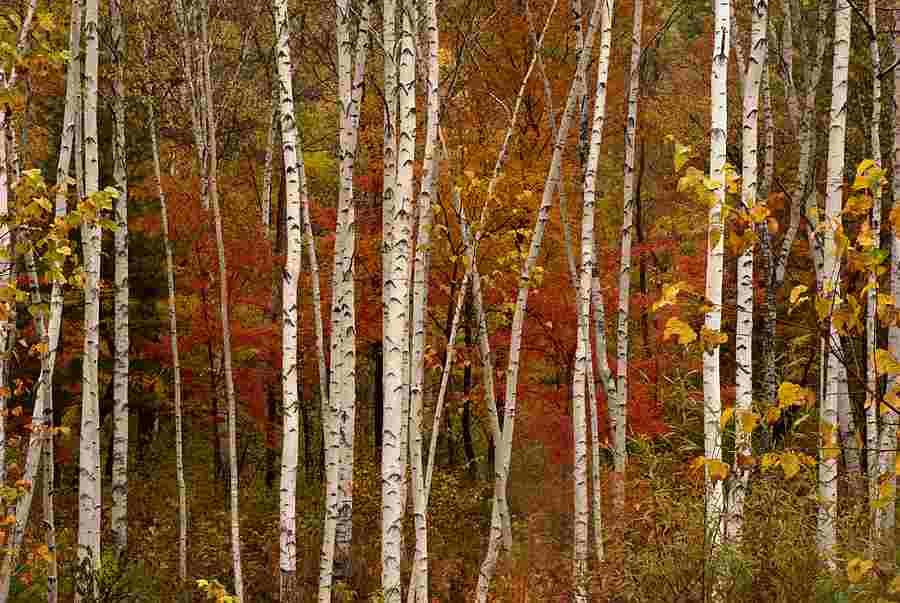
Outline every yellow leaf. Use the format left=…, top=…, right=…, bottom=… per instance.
left=781, top=452, right=801, bottom=479
left=737, top=410, right=759, bottom=434
left=847, top=557, right=874, bottom=584
left=749, top=204, right=770, bottom=224
left=760, top=452, right=779, bottom=472
left=663, top=318, right=697, bottom=345
left=652, top=281, right=690, bottom=311
left=778, top=382, right=815, bottom=409
left=707, top=459, right=730, bottom=482
left=35, top=544, right=53, bottom=563
left=789, top=285, right=809, bottom=306
left=720, top=406, right=735, bottom=429
left=699, top=327, right=728, bottom=352
left=874, top=349, right=900, bottom=375
left=765, top=407, right=781, bottom=425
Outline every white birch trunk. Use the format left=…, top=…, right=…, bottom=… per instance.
left=408, top=0, right=439, bottom=596
left=476, top=0, right=603, bottom=598
left=77, top=0, right=102, bottom=589
left=273, top=0, right=302, bottom=595
left=877, top=9, right=900, bottom=559
left=572, top=3, right=615, bottom=586
left=147, top=103, right=188, bottom=587
left=818, top=0, right=851, bottom=569
left=866, top=0, right=883, bottom=526
left=110, top=0, right=129, bottom=554
left=613, top=0, right=641, bottom=513
left=727, top=0, right=767, bottom=543
left=199, top=0, right=243, bottom=595
left=382, top=0, right=414, bottom=598
left=704, top=0, right=729, bottom=554
left=0, top=2, right=77, bottom=596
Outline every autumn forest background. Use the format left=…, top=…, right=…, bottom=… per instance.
left=0, top=0, right=897, bottom=600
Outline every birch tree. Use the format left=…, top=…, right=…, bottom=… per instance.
left=382, top=0, right=415, bottom=597
left=0, top=1, right=76, bottom=597
left=818, top=0, right=851, bottom=568
left=613, top=0, right=642, bottom=513
left=865, top=0, right=883, bottom=529
left=78, top=0, right=103, bottom=587
left=476, top=0, right=605, bottom=597
left=199, top=0, right=243, bottom=594
left=878, top=8, right=900, bottom=559
left=572, top=0, right=615, bottom=587
left=408, top=0, right=439, bottom=596
left=727, top=0, right=767, bottom=543
left=703, top=0, right=729, bottom=553
left=273, top=0, right=302, bottom=595
left=110, top=0, right=129, bottom=554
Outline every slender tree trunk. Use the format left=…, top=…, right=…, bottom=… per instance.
left=476, top=0, right=603, bottom=598
left=408, top=0, right=439, bottom=596
left=199, top=0, right=243, bottom=595
left=877, top=9, right=900, bottom=563
left=704, top=0, right=729, bottom=559
left=866, top=0, right=883, bottom=531
left=77, top=0, right=102, bottom=591
left=572, top=0, right=614, bottom=586
left=0, top=2, right=76, bottom=596
left=382, top=0, right=415, bottom=597
left=147, top=97, right=188, bottom=589
left=727, top=0, right=767, bottom=543
left=110, top=0, right=129, bottom=555
left=273, top=0, right=302, bottom=596
left=613, top=0, right=641, bottom=514
left=818, top=0, right=851, bottom=570
left=262, top=83, right=277, bottom=238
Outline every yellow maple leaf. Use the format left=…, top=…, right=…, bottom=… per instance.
left=706, top=459, right=730, bottom=482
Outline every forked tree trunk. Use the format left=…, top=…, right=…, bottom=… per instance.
left=408, top=0, right=440, bottom=596
left=571, top=0, right=614, bottom=588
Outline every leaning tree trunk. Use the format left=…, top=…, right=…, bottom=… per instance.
left=818, top=0, right=851, bottom=571
left=613, top=0, right=641, bottom=515
left=199, top=0, right=243, bottom=595
left=727, top=0, right=767, bottom=544
left=571, top=0, right=615, bottom=588
left=476, top=0, right=604, bottom=598
left=110, top=0, right=129, bottom=555
left=273, top=0, right=302, bottom=595
left=0, top=2, right=76, bottom=598
left=703, top=0, right=729, bottom=559
left=78, top=0, right=102, bottom=592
